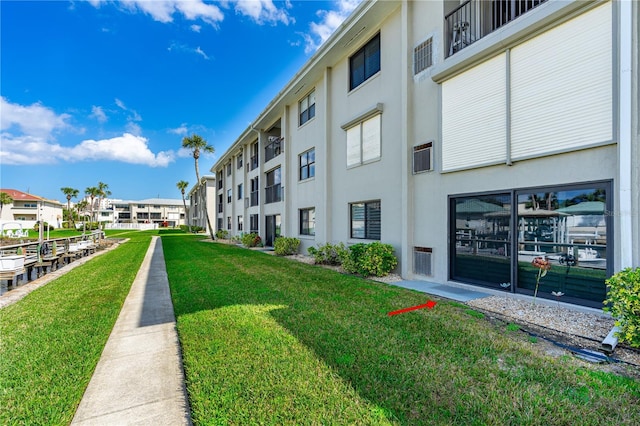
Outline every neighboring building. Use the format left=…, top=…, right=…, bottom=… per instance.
left=188, top=176, right=216, bottom=233
left=111, top=198, right=186, bottom=227
left=209, top=0, right=638, bottom=308
left=0, top=189, right=64, bottom=229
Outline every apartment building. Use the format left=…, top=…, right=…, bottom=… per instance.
left=111, top=198, right=185, bottom=227
left=188, top=176, right=216, bottom=233
left=209, top=0, right=639, bottom=308
left=0, top=188, right=64, bottom=228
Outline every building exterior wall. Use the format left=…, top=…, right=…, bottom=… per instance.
left=208, top=0, right=638, bottom=308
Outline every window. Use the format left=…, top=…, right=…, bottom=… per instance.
left=350, top=200, right=381, bottom=240
left=227, top=189, right=232, bottom=204
left=349, top=33, right=380, bottom=90
left=217, top=194, right=223, bottom=213
left=250, top=214, right=259, bottom=233
left=250, top=141, right=259, bottom=170
left=347, top=114, right=381, bottom=167
left=227, top=216, right=231, bottom=230
left=265, top=167, right=282, bottom=204
left=237, top=215, right=243, bottom=231
left=299, top=208, right=315, bottom=236
left=299, top=89, right=316, bottom=126
left=265, top=136, right=283, bottom=162
left=217, top=176, right=223, bottom=190
left=250, top=177, right=259, bottom=206
left=237, top=153, right=243, bottom=169
left=237, top=183, right=243, bottom=200
left=217, top=218, right=223, bottom=230
left=226, top=162, right=232, bottom=176
left=414, top=38, right=433, bottom=75
left=413, top=142, right=433, bottom=173
left=299, top=149, right=315, bottom=180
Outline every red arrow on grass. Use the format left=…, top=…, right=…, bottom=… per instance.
left=388, top=300, right=437, bottom=316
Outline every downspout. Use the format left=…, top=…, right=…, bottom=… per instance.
left=601, top=325, right=621, bottom=354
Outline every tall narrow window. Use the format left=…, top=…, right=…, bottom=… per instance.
left=237, top=183, right=243, bottom=200
left=299, top=208, right=315, bottom=236
left=299, top=89, right=316, bottom=126
left=350, top=200, right=381, bottom=240
left=250, top=141, right=259, bottom=170
left=250, top=177, right=259, bottom=206
left=346, top=114, right=381, bottom=167
left=237, top=215, right=243, bottom=231
left=299, top=148, right=315, bottom=180
left=237, top=153, right=243, bottom=169
left=350, top=33, right=381, bottom=90
left=227, top=189, right=232, bottom=204
left=250, top=214, right=259, bottom=233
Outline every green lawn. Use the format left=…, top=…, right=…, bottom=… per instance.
left=0, top=232, right=153, bottom=425
left=163, top=236, right=640, bottom=425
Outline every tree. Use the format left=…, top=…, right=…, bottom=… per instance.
left=182, top=134, right=215, bottom=240
left=60, top=187, right=79, bottom=227
left=176, top=180, right=190, bottom=232
left=97, top=182, right=111, bottom=225
left=85, top=186, right=101, bottom=224
left=0, top=192, right=13, bottom=217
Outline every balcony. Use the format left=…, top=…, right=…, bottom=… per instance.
left=264, top=136, right=283, bottom=163
left=445, top=0, right=547, bottom=57
left=264, top=184, right=282, bottom=204
left=250, top=191, right=259, bottom=207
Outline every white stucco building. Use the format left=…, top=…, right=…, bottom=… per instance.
left=209, top=0, right=639, bottom=308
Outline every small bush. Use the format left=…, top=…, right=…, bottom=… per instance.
left=308, top=243, right=349, bottom=265
left=274, top=237, right=301, bottom=256
left=342, top=242, right=398, bottom=277
left=604, top=267, right=640, bottom=348
left=215, top=229, right=230, bottom=240
left=242, top=233, right=262, bottom=248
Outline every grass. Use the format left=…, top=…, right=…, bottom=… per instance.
left=163, top=237, right=640, bottom=425
left=0, top=231, right=154, bottom=425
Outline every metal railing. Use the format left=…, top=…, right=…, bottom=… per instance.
left=445, top=0, right=547, bottom=57
left=265, top=184, right=282, bottom=204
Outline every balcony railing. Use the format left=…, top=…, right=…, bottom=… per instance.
left=265, top=136, right=283, bottom=163
left=265, top=184, right=282, bottom=204
left=250, top=155, right=259, bottom=171
left=250, top=191, right=259, bottom=207
left=445, top=0, right=547, bottom=57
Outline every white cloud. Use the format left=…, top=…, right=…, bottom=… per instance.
left=169, top=124, right=189, bottom=135
left=1, top=96, right=72, bottom=139
left=0, top=132, right=174, bottom=167
left=114, top=98, right=142, bottom=121
left=87, top=1, right=294, bottom=27
left=232, top=0, right=293, bottom=25
left=168, top=42, right=210, bottom=60
left=303, top=0, right=362, bottom=53
left=90, top=105, right=108, bottom=123
left=0, top=98, right=172, bottom=167
left=190, top=24, right=201, bottom=32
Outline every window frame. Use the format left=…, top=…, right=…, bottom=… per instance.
left=349, top=33, right=381, bottom=91
left=299, top=207, right=316, bottom=236
left=349, top=200, right=381, bottom=240
left=346, top=113, right=381, bottom=168
left=299, top=148, right=316, bottom=181
left=299, top=89, right=316, bottom=126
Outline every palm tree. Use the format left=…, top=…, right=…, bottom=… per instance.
left=60, top=187, right=79, bottom=227
left=182, top=134, right=215, bottom=240
left=176, top=180, right=190, bottom=232
left=75, top=199, right=89, bottom=230
left=0, top=192, right=13, bottom=217
left=85, top=186, right=101, bottom=225
left=97, top=182, right=111, bottom=226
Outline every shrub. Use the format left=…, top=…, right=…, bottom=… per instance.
left=343, top=242, right=398, bottom=277
left=274, top=237, right=301, bottom=256
left=215, top=229, right=230, bottom=240
left=603, top=267, right=640, bottom=348
left=242, top=233, right=262, bottom=248
left=33, top=222, right=54, bottom=231
left=307, top=243, right=349, bottom=266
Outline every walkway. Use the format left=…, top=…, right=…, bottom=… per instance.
left=71, top=236, right=191, bottom=425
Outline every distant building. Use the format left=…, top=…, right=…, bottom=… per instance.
left=188, top=176, right=216, bottom=233
left=110, top=198, right=186, bottom=227
left=0, top=188, right=64, bottom=229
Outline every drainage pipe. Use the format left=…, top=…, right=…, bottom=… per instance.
left=601, top=325, right=621, bottom=354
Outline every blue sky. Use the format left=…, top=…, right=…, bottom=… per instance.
left=1, top=0, right=361, bottom=203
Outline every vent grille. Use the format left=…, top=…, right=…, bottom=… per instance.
left=413, top=247, right=432, bottom=276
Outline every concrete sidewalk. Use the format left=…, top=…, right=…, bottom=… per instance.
left=72, top=236, right=191, bottom=425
